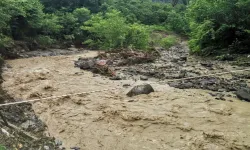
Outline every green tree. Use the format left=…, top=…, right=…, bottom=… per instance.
left=0, top=0, right=45, bottom=39
left=82, top=9, right=128, bottom=49
left=40, top=0, right=104, bottom=13
left=82, top=9, right=150, bottom=50
left=126, top=24, right=149, bottom=49
left=41, top=14, right=62, bottom=35
left=73, top=7, right=91, bottom=23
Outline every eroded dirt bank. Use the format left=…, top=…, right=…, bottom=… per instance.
left=2, top=48, right=250, bottom=149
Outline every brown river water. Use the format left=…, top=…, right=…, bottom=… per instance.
left=2, top=51, right=250, bottom=150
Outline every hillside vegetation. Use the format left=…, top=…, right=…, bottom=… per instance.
left=0, top=0, right=249, bottom=56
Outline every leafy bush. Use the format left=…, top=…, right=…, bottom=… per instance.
left=0, top=34, right=14, bottom=48
left=160, top=35, right=178, bottom=49
left=125, top=24, right=149, bottom=49
left=188, top=20, right=214, bottom=53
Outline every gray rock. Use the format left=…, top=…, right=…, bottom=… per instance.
left=236, top=88, right=250, bottom=102
left=75, top=59, right=95, bottom=69
left=110, top=75, right=122, bottom=80
left=218, top=89, right=226, bottom=92
left=179, top=70, right=186, bottom=78
left=70, top=147, right=80, bottom=150
left=110, top=73, right=126, bottom=80
left=209, top=93, right=217, bottom=97
left=171, top=57, right=179, bottom=63
left=127, top=84, right=154, bottom=97
left=215, top=97, right=226, bottom=101
left=55, top=139, right=63, bottom=146
left=5, top=64, right=12, bottom=68
left=180, top=56, right=187, bottom=61
left=68, top=47, right=78, bottom=51
left=200, top=62, right=213, bottom=67
left=21, top=120, right=36, bottom=130
left=140, top=76, right=148, bottom=81
left=123, top=84, right=131, bottom=87
left=169, top=82, right=180, bottom=88
left=182, top=82, right=193, bottom=88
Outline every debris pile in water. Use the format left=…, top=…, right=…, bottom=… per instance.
left=74, top=51, right=157, bottom=76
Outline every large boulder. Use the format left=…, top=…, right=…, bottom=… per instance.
left=236, top=88, right=250, bottom=102
left=127, top=84, right=154, bottom=97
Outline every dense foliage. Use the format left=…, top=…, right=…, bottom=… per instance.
left=0, top=0, right=44, bottom=46
left=0, top=0, right=250, bottom=55
left=82, top=10, right=149, bottom=49
left=0, top=0, right=188, bottom=51
left=187, top=0, right=250, bottom=54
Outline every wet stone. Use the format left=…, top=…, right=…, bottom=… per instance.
left=236, top=87, right=250, bottom=102
left=218, top=89, right=226, bottom=92
left=127, top=84, right=154, bottom=97
left=140, top=76, right=148, bottom=81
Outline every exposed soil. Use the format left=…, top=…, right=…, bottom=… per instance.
left=2, top=43, right=250, bottom=149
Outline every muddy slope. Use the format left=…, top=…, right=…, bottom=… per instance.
left=2, top=48, right=250, bottom=150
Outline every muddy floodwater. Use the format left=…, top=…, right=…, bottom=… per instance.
left=2, top=50, right=250, bottom=149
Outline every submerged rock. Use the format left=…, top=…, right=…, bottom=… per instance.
left=127, top=84, right=154, bottom=97
left=110, top=76, right=122, bottom=80
left=200, top=62, right=213, bottom=68
left=236, top=88, right=250, bottom=102
left=70, top=147, right=80, bottom=150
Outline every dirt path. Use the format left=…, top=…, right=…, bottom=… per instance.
left=2, top=51, right=250, bottom=150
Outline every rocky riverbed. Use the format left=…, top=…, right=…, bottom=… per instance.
left=75, top=42, right=250, bottom=101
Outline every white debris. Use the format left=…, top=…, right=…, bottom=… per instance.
left=44, top=146, right=50, bottom=150
left=1, top=128, right=10, bottom=137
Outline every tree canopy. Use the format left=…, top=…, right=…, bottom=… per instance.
left=0, top=0, right=250, bottom=55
